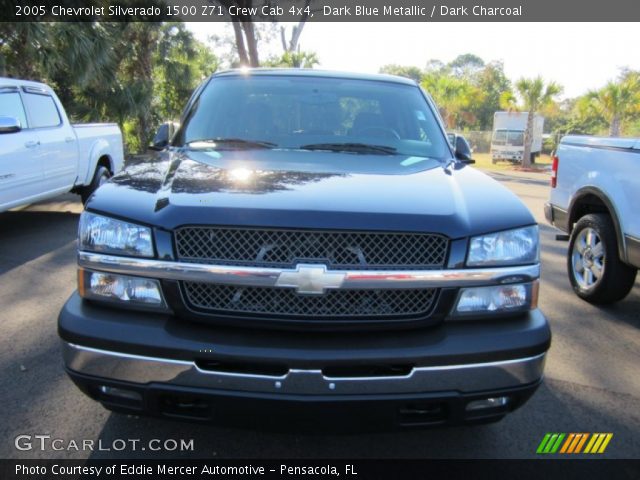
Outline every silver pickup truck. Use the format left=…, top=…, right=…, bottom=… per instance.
left=0, top=77, right=124, bottom=211
left=546, top=135, right=639, bottom=303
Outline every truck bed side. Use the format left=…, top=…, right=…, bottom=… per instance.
left=550, top=135, right=640, bottom=263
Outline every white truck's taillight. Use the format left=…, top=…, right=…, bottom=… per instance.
left=550, top=155, right=559, bottom=188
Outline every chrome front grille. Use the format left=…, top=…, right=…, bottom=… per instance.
left=182, top=283, right=438, bottom=320
left=174, top=227, right=449, bottom=270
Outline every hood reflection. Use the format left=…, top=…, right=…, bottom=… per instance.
left=111, top=154, right=344, bottom=196
left=169, top=159, right=344, bottom=195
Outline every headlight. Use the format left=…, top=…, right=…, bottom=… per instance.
left=78, top=269, right=166, bottom=309
left=79, top=212, right=154, bottom=257
left=467, top=225, right=538, bottom=267
left=453, top=281, right=538, bottom=317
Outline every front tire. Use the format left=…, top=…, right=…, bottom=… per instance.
left=567, top=213, right=636, bottom=304
left=81, top=165, right=111, bottom=204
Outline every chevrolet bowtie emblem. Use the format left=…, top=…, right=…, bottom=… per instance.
left=275, top=264, right=346, bottom=295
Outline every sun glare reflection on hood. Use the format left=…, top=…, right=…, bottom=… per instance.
left=228, top=167, right=254, bottom=183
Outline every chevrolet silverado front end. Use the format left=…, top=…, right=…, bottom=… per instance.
left=59, top=69, right=550, bottom=428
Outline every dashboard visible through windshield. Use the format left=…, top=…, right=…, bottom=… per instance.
left=176, top=74, right=450, bottom=160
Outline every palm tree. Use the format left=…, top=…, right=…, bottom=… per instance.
left=580, top=77, right=640, bottom=136
left=0, top=23, right=48, bottom=79
left=154, top=23, right=218, bottom=121
left=513, top=77, right=562, bottom=168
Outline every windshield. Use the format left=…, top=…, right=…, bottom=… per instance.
left=492, top=129, right=524, bottom=147
left=176, top=75, right=449, bottom=159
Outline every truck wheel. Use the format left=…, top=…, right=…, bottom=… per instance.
left=81, top=166, right=111, bottom=204
left=567, top=213, right=637, bottom=304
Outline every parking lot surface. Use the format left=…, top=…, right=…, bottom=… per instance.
left=1, top=170, right=639, bottom=459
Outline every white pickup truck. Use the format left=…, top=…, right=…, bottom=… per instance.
left=545, top=135, right=639, bottom=303
left=0, top=77, right=124, bottom=211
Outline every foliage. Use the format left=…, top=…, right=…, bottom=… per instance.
left=2, top=26, right=639, bottom=156
left=448, top=53, right=485, bottom=78
left=0, top=23, right=48, bottom=79
left=0, top=22, right=217, bottom=153
left=153, top=23, right=219, bottom=122
left=575, top=72, right=640, bottom=136
left=379, top=64, right=423, bottom=82
left=264, top=50, right=319, bottom=69
left=421, top=73, right=482, bottom=129
left=472, top=61, right=511, bottom=129
left=514, top=77, right=563, bottom=114
left=381, top=55, right=512, bottom=131
left=511, top=77, right=562, bottom=167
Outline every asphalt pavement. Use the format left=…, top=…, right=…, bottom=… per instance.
left=1, top=170, right=638, bottom=459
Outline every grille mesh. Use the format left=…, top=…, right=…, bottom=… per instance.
left=175, top=227, right=448, bottom=270
left=182, top=283, right=438, bottom=319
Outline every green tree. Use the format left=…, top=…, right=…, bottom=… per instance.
left=44, top=23, right=129, bottom=119
left=153, top=23, right=218, bottom=122
left=378, top=64, right=423, bottom=82
left=421, top=55, right=511, bottom=130
left=448, top=53, right=484, bottom=78
left=119, top=23, right=161, bottom=150
left=0, top=23, right=47, bottom=79
left=264, top=49, right=319, bottom=69
left=577, top=74, right=640, bottom=137
left=473, top=61, right=511, bottom=130
left=421, top=73, right=481, bottom=129
left=503, top=77, right=562, bottom=167
left=1, top=22, right=218, bottom=153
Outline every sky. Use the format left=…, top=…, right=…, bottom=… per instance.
left=187, top=22, right=640, bottom=99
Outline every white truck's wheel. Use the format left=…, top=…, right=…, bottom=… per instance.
left=81, top=166, right=111, bottom=204
left=567, top=213, right=636, bottom=304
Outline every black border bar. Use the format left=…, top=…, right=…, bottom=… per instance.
left=3, top=459, right=640, bottom=480
left=2, top=0, right=640, bottom=22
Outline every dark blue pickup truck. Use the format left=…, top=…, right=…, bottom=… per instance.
left=59, top=69, right=549, bottom=429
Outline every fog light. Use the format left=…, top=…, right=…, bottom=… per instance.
left=79, top=269, right=166, bottom=308
left=99, top=386, right=142, bottom=402
left=466, top=396, right=510, bottom=411
left=453, top=282, right=535, bottom=316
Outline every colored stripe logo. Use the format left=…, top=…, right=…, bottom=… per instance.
left=537, top=433, right=613, bottom=454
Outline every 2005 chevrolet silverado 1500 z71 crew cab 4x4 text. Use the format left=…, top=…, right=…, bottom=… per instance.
left=0, top=78, right=124, bottom=210
left=58, top=70, right=550, bottom=428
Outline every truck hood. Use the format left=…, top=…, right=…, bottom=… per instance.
left=88, top=148, right=535, bottom=239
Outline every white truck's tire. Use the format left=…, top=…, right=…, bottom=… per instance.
left=81, top=166, right=111, bottom=204
left=567, top=213, right=637, bottom=304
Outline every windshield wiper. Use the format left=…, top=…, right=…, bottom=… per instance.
left=186, top=138, right=277, bottom=149
left=299, top=142, right=397, bottom=155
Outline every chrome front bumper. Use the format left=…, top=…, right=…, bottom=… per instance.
left=78, top=251, right=540, bottom=291
left=62, top=342, right=546, bottom=396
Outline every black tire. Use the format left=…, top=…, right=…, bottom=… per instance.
left=567, top=213, right=637, bottom=304
left=81, top=165, right=111, bottom=204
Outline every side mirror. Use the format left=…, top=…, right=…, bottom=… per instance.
left=446, top=133, right=456, bottom=146
left=0, top=116, right=22, bottom=134
left=149, top=122, right=178, bottom=151
left=454, top=135, right=475, bottom=164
